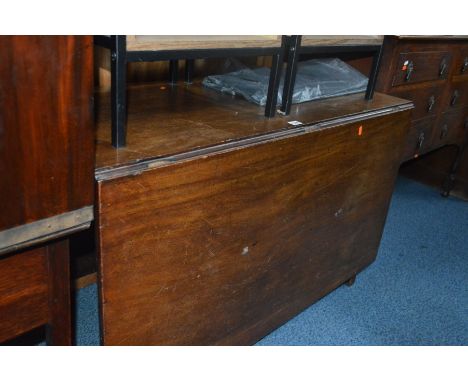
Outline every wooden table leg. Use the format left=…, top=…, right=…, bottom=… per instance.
left=345, top=275, right=356, bottom=287
left=45, top=239, right=72, bottom=345
left=442, top=136, right=468, bottom=197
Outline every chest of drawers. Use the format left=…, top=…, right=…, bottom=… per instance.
left=376, top=36, right=468, bottom=163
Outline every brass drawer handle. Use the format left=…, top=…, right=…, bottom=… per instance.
left=428, top=95, right=436, bottom=112
left=440, top=124, right=449, bottom=139
left=417, top=132, right=425, bottom=150
left=451, top=90, right=459, bottom=106
left=462, top=57, right=468, bottom=74
left=439, top=58, right=448, bottom=77
left=405, top=61, right=414, bottom=81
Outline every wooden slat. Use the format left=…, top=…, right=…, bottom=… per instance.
left=0, top=206, right=93, bottom=255
left=301, top=35, right=383, bottom=47
left=126, top=35, right=282, bottom=51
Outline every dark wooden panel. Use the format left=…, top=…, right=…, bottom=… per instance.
left=402, top=117, right=435, bottom=162
left=0, top=248, right=49, bottom=343
left=432, top=108, right=467, bottom=149
left=392, top=51, right=451, bottom=87
left=0, top=239, right=72, bottom=345
left=97, top=110, right=410, bottom=345
left=452, top=47, right=468, bottom=81
left=445, top=82, right=468, bottom=111
left=390, top=84, right=443, bottom=121
left=0, top=36, right=94, bottom=231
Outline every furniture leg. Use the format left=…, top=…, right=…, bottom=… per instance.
left=345, top=275, right=356, bottom=287
left=184, top=59, right=194, bottom=84
left=111, top=35, right=127, bottom=148
left=280, top=35, right=301, bottom=115
left=45, top=239, right=72, bottom=346
left=442, top=133, right=468, bottom=196
left=169, top=60, right=179, bottom=84
left=365, top=41, right=384, bottom=100
left=264, top=37, right=286, bottom=118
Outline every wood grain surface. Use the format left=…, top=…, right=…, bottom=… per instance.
left=97, top=108, right=411, bottom=345
left=126, top=35, right=282, bottom=51
left=0, top=247, right=48, bottom=343
left=0, top=36, right=94, bottom=232
left=95, top=83, right=410, bottom=172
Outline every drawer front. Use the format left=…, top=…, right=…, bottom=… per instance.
left=402, top=118, right=434, bottom=162
left=392, top=51, right=452, bottom=87
left=452, top=48, right=468, bottom=80
left=445, top=83, right=468, bottom=111
left=432, top=109, right=468, bottom=148
left=391, top=85, right=443, bottom=121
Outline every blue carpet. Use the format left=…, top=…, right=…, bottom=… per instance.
left=73, top=177, right=468, bottom=345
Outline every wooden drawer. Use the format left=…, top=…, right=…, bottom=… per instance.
left=392, top=51, right=451, bottom=87
left=432, top=109, right=468, bottom=148
left=452, top=47, right=468, bottom=80
left=391, top=85, right=443, bottom=121
left=444, top=83, right=468, bottom=111
left=402, top=117, right=434, bottom=162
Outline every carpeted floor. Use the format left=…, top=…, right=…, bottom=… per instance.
left=73, top=177, right=468, bottom=346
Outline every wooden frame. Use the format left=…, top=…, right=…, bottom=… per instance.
left=126, top=35, right=283, bottom=51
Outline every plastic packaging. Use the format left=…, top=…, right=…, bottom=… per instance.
left=202, top=58, right=369, bottom=106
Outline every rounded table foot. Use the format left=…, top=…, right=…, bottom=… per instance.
left=345, top=275, right=356, bottom=287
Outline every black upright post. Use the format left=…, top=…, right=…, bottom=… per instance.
left=264, top=37, right=286, bottom=118
left=442, top=120, right=468, bottom=197
left=365, top=40, right=384, bottom=100
left=280, top=35, right=301, bottom=115
left=184, top=59, right=194, bottom=84
left=169, top=60, right=179, bottom=84
left=110, top=35, right=127, bottom=148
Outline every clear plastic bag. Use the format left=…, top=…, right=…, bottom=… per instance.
left=202, top=58, right=369, bottom=106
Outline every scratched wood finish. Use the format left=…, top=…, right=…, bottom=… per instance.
left=96, top=106, right=411, bottom=345
left=0, top=36, right=94, bottom=231
left=95, top=83, right=409, bottom=171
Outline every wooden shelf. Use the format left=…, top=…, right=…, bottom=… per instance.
left=301, top=35, right=383, bottom=47
left=126, top=35, right=283, bottom=51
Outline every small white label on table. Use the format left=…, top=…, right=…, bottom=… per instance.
left=288, top=120, right=303, bottom=126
